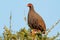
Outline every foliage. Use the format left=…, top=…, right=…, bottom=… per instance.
left=0, top=15, right=60, bottom=40
left=1, top=23, right=60, bottom=40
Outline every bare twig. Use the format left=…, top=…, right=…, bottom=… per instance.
left=46, top=19, right=60, bottom=35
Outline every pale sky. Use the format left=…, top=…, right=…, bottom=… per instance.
left=0, top=0, right=60, bottom=38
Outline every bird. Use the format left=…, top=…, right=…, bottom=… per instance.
left=27, top=3, right=46, bottom=34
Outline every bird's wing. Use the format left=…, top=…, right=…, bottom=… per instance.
left=33, top=12, right=46, bottom=31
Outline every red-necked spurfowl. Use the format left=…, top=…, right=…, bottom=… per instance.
left=27, top=3, right=46, bottom=34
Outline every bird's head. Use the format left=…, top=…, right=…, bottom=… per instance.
left=27, top=3, right=33, bottom=8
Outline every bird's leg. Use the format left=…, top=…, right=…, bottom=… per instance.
left=31, top=29, right=37, bottom=40
left=31, top=29, right=37, bottom=35
left=31, top=29, right=41, bottom=35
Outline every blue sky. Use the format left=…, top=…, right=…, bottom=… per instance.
left=0, top=0, right=60, bottom=38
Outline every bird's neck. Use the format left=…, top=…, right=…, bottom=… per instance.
left=29, top=6, right=35, bottom=12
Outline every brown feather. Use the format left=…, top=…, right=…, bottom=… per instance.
left=27, top=3, right=46, bottom=34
